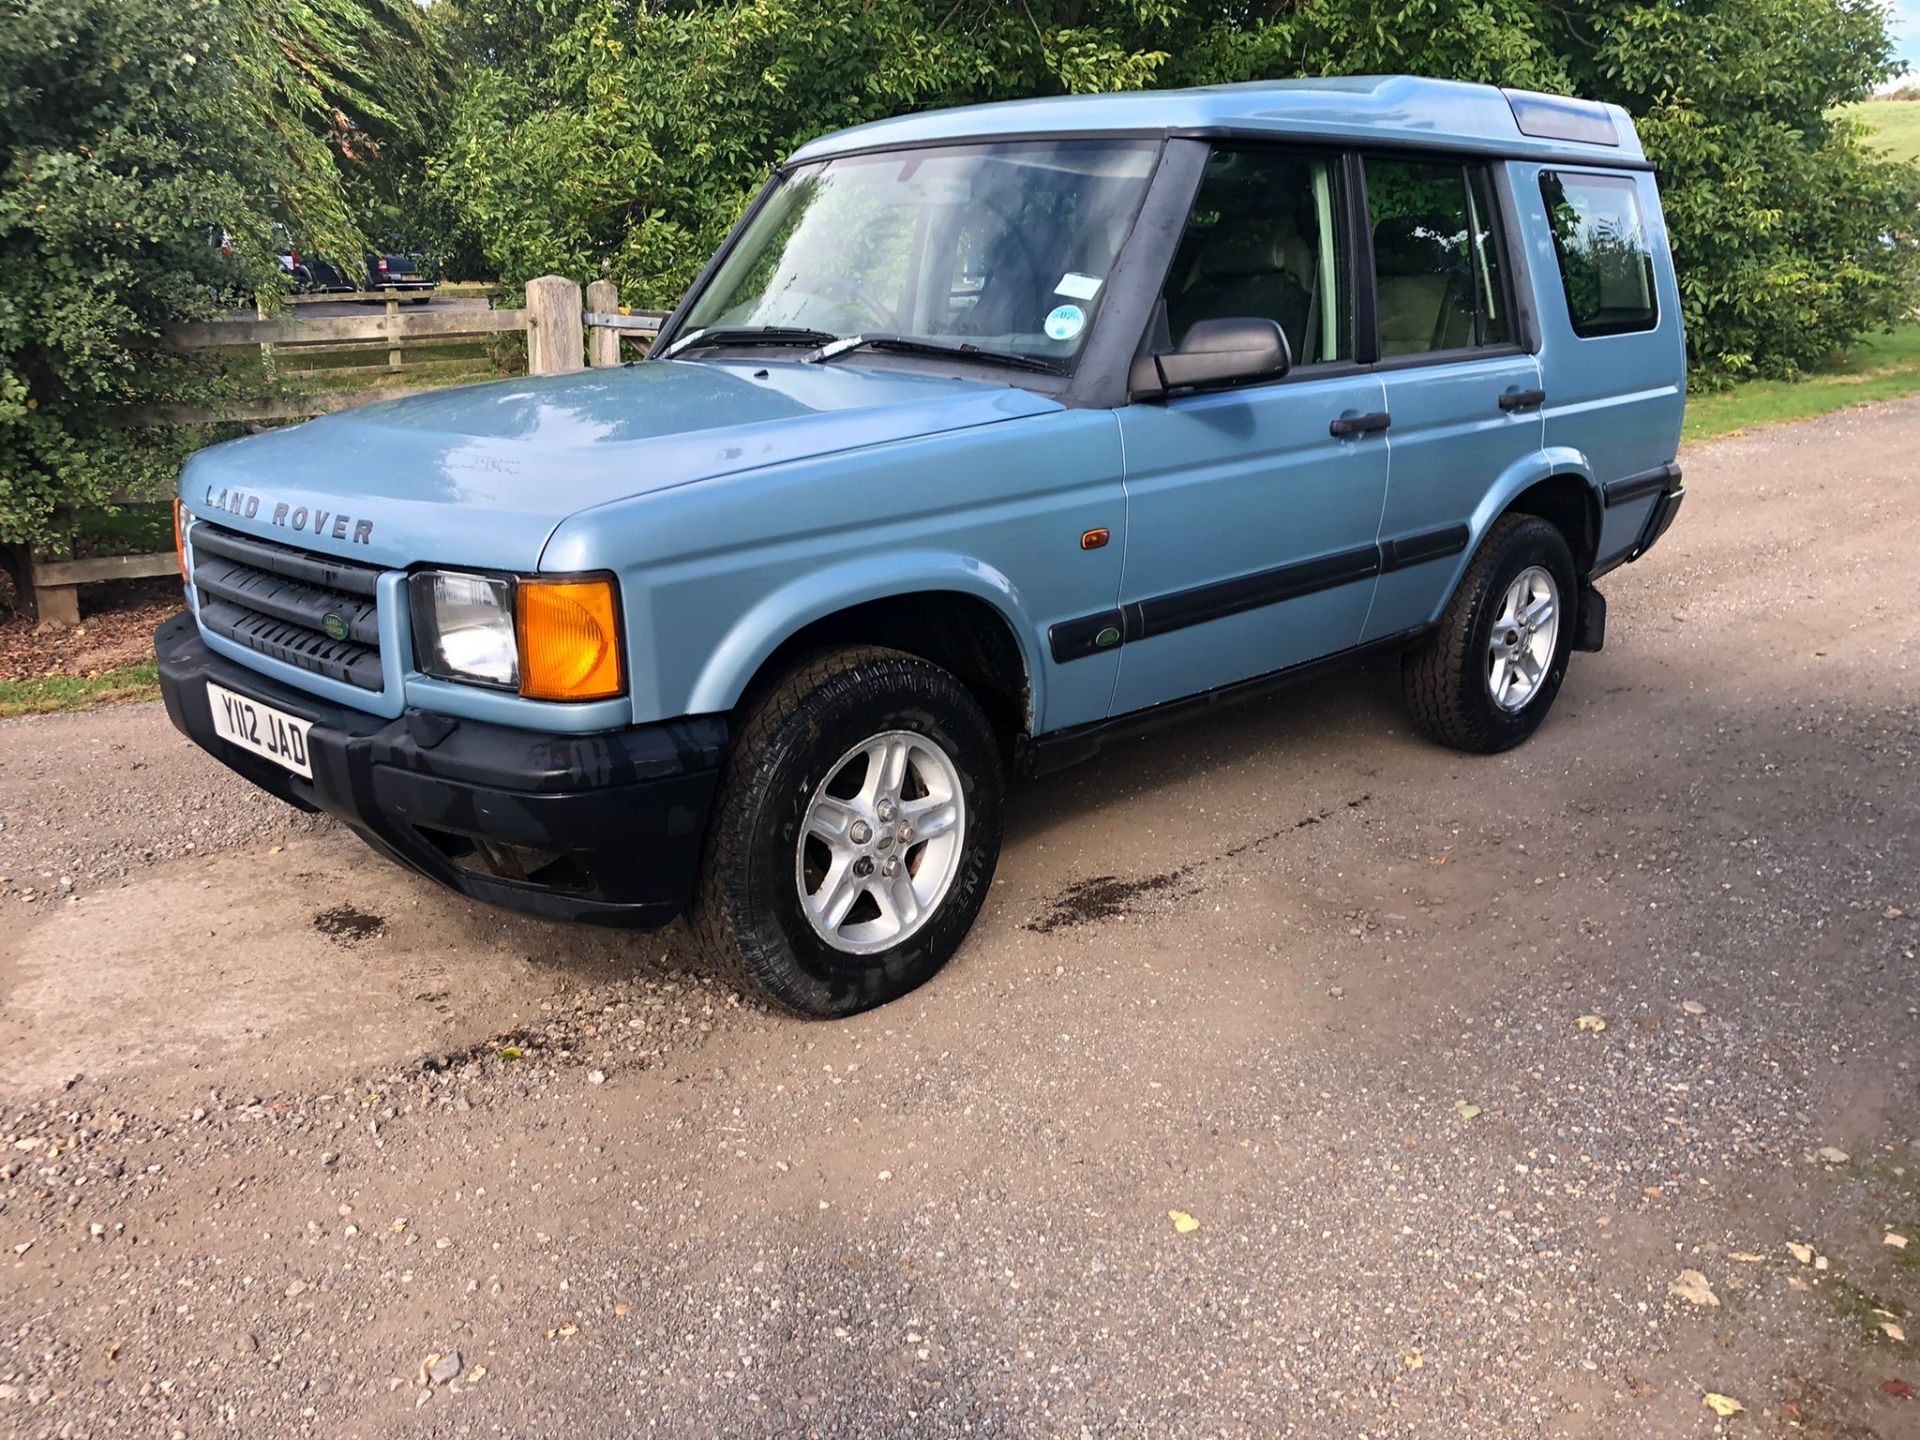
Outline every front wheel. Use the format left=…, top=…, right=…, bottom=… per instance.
left=689, top=646, right=1004, bottom=1017
left=1401, top=513, right=1577, bottom=753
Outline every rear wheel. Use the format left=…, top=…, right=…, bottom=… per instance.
left=689, top=646, right=1004, bottom=1017
left=1402, top=513, right=1577, bottom=753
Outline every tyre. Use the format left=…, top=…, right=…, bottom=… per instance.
left=689, top=645, right=1005, bottom=1017
left=1402, top=513, right=1577, bottom=754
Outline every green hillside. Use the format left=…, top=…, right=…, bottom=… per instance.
left=1840, top=97, right=1920, bottom=162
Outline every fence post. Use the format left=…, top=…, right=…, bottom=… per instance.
left=386, top=295, right=402, bottom=371
left=525, top=276, right=585, bottom=376
left=256, top=295, right=276, bottom=380
left=586, top=279, right=620, bottom=368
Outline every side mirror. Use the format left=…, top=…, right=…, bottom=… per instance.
left=1153, top=317, right=1292, bottom=392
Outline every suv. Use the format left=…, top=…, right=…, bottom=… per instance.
left=157, top=77, right=1685, bottom=1017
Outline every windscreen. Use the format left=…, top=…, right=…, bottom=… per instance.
left=682, top=140, right=1160, bottom=367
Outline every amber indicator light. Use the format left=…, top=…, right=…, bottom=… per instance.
left=173, top=497, right=188, bottom=581
left=516, top=577, right=624, bottom=702
left=1080, top=528, right=1110, bottom=551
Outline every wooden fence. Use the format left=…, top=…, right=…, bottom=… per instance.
left=14, top=276, right=665, bottom=624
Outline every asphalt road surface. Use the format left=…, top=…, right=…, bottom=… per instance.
left=2, top=400, right=1918, bottom=1438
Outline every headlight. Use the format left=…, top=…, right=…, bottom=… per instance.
left=411, top=571, right=518, bottom=689
left=410, top=570, right=624, bottom=702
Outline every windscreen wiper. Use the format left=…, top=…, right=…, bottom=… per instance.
left=660, top=325, right=841, bottom=359
left=807, top=333, right=1066, bottom=376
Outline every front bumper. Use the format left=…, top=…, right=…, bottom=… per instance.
left=155, top=613, right=726, bottom=928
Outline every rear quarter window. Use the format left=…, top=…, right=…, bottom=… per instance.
left=1539, top=171, right=1657, bottom=338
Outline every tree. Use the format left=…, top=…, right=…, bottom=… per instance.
left=0, top=0, right=442, bottom=555
left=1548, top=0, right=1919, bottom=376
left=428, top=0, right=1919, bottom=379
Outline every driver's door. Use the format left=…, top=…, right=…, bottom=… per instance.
left=1108, top=145, right=1389, bottom=716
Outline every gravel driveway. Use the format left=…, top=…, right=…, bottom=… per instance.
left=1, top=400, right=1917, bottom=1438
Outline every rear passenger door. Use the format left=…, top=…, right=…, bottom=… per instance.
left=1361, top=156, right=1547, bottom=642
left=1107, top=145, right=1389, bottom=716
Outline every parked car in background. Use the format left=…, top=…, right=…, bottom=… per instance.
left=272, top=234, right=436, bottom=301
left=159, top=76, right=1685, bottom=1018
left=279, top=252, right=357, bottom=295
left=365, top=251, right=435, bottom=303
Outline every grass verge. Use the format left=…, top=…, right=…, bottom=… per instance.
left=1838, top=98, right=1920, bottom=164
left=0, top=661, right=160, bottom=719
left=1684, top=324, right=1920, bottom=444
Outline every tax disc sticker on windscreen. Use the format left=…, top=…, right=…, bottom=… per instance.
left=1044, top=304, right=1086, bottom=341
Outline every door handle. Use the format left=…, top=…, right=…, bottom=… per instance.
left=1329, top=411, right=1391, bottom=438
left=1498, top=388, right=1547, bottom=413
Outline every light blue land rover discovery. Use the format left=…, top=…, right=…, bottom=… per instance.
left=158, top=76, right=1686, bottom=1016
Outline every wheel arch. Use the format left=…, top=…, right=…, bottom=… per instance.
left=685, top=555, right=1041, bottom=738
left=1463, top=449, right=1602, bottom=580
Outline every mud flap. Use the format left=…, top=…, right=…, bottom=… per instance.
left=1573, top=584, right=1606, bottom=653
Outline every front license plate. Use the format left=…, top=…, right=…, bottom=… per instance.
left=206, top=682, right=314, bottom=779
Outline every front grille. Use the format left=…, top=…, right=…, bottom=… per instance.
left=189, top=522, right=386, bottom=691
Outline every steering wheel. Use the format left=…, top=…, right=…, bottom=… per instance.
left=949, top=191, right=1051, bottom=337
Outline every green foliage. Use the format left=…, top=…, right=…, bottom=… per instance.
left=430, top=0, right=1920, bottom=381
left=0, top=660, right=159, bottom=718
left=1840, top=97, right=1920, bottom=164
left=0, top=0, right=442, bottom=550
left=1683, top=320, right=1920, bottom=442
left=7, top=0, right=1917, bottom=560
left=1548, top=0, right=1920, bottom=379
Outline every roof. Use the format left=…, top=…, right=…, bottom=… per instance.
left=788, top=75, right=1644, bottom=167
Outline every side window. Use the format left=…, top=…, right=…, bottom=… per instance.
left=1163, top=148, right=1352, bottom=366
left=1363, top=157, right=1510, bottom=356
left=1539, top=171, right=1657, bottom=337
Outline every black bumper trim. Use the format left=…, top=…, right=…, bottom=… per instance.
left=156, top=613, right=725, bottom=928
left=1602, top=462, right=1680, bottom=508
left=1628, top=480, right=1684, bottom=561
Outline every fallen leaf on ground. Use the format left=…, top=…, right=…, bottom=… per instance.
left=1682, top=1000, right=1708, bottom=1016
left=1884, top=1321, right=1908, bottom=1344
left=1882, top=1378, right=1916, bottom=1400
left=1703, top=1392, right=1744, bottom=1417
left=1168, top=1210, right=1199, bottom=1234
left=1670, top=1270, right=1721, bottom=1307
left=1887, top=1234, right=1910, bottom=1251
left=1575, top=1015, right=1607, bottom=1032
left=1454, top=1101, right=1481, bottom=1121
left=467, top=1367, right=486, bottom=1382
left=1787, top=1242, right=1814, bottom=1264
left=1728, top=1252, right=1769, bottom=1263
